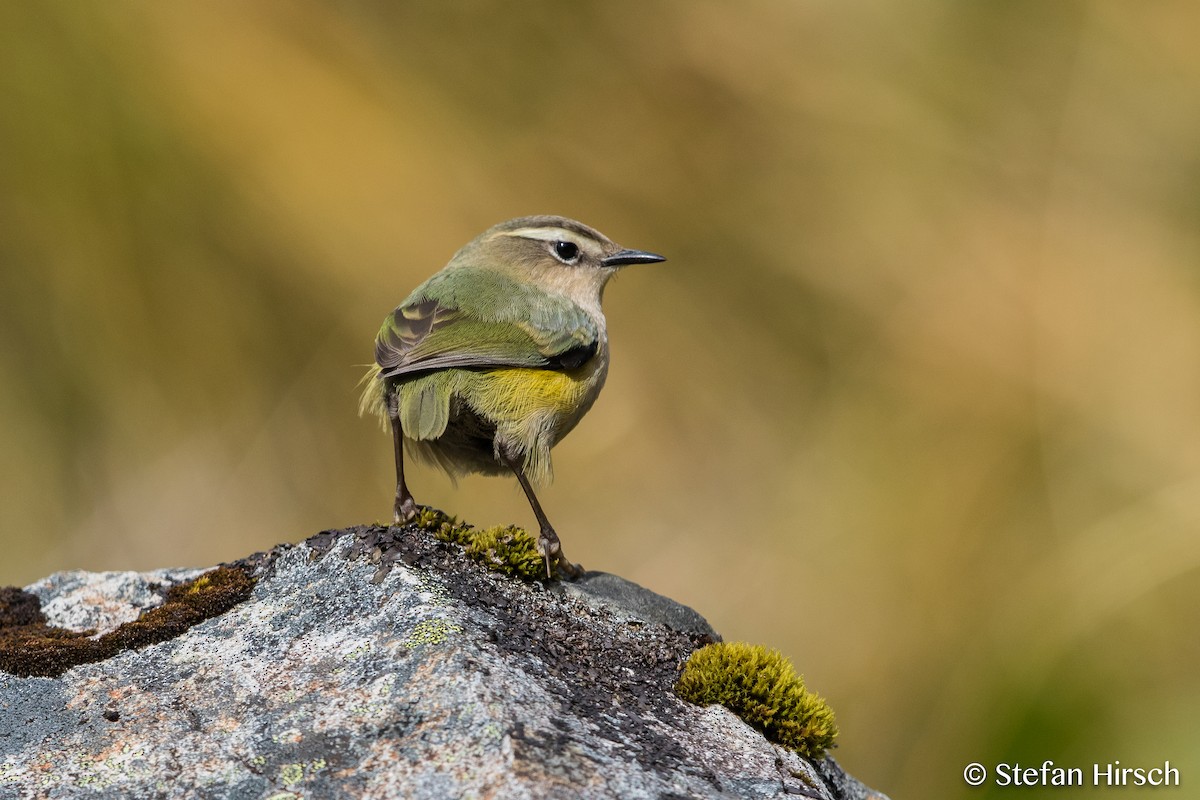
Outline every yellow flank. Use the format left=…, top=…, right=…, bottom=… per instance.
left=472, top=367, right=593, bottom=421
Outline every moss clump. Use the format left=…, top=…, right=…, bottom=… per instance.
left=414, top=510, right=544, bottom=581
left=462, top=525, right=545, bottom=581
left=412, top=507, right=459, bottom=533
left=0, top=566, right=255, bottom=678
left=675, top=641, right=838, bottom=758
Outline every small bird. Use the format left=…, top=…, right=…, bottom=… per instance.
left=360, top=216, right=665, bottom=579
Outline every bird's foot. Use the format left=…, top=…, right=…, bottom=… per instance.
left=392, top=494, right=419, bottom=525
left=539, top=528, right=584, bottom=581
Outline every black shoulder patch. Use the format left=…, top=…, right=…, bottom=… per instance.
left=546, top=341, right=597, bottom=371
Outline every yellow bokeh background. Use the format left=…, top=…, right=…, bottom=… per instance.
left=3, top=3, right=1199, bottom=796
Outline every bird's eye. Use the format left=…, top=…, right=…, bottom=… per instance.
left=553, top=240, right=580, bottom=263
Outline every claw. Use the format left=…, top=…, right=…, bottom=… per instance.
left=393, top=495, right=419, bottom=525
left=393, top=501, right=417, bottom=525
left=537, top=532, right=558, bottom=579
left=537, top=530, right=583, bottom=581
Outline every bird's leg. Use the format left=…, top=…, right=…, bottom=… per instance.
left=501, top=453, right=584, bottom=580
left=388, top=389, right=417, bottom=524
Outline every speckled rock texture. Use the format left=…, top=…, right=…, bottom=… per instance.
left=0, top=525, right=889, bottom=800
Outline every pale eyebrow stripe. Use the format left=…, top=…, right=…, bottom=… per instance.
left=496, top=227, right=586, bottom=244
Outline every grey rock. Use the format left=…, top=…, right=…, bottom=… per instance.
left=0, top=525, right=889, bottom=800
left=557, top=571, right=722, bottom=641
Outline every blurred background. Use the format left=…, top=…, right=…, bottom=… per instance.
left=3, top=1, right=1198, bottom=796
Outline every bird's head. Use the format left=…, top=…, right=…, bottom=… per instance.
left=451, top=215, right=665, bottom=307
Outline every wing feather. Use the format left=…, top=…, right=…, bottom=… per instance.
left=373, top=269, right=599, bottom=381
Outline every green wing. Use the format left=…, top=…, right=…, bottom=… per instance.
left=374, top=269, right=599, bottom=381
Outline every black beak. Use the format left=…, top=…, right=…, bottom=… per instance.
left=602, top=248, right=667, bottom=267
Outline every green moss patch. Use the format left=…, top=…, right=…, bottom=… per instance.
left=415, top=509, right=545, bottom=581
left=675, top=641, right=838, bottom=758
left=0, top=566, right=255, bottom=678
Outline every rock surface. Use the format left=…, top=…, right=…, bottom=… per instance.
left=0, top=525, right=889, bottom=800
